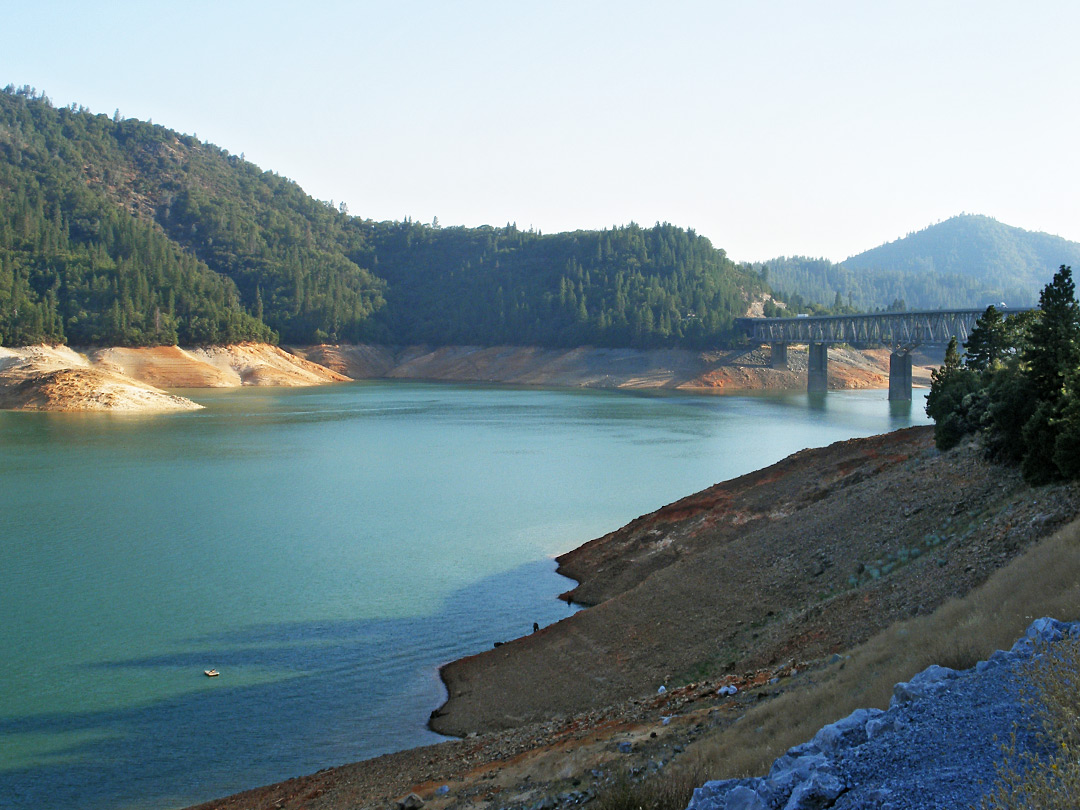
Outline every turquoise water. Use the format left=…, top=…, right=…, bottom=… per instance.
left=0, top=382, right=930, bottom=809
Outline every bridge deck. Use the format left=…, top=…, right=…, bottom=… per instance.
left=736, top=308, right=1030, bottom=347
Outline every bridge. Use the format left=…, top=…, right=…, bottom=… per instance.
left=735, top=308, right=1028, bottom=401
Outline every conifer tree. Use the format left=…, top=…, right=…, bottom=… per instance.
left=963, top=305, right=1009, bottom=371
left=1024, top=266, right=1080, bottom=405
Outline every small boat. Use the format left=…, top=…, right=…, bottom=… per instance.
left=204, top=669, right=219, bottom=677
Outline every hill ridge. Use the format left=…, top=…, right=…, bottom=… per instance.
left=0, top=85, right=763, bottom=350
left=759, top=213, right=1080, bottom=312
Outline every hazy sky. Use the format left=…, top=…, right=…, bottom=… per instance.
left=5, top=1, right=1079, bottom=262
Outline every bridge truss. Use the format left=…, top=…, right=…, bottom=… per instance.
left=735, top=309, right=1024, bottom=348
left=736, top=308, right=1031, bottom=400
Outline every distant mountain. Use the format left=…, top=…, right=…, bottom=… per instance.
left=760, top=215, right=1080, bottom=312
left=0, top=85, right=763, bottom=349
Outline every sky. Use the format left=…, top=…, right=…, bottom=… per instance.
left=4, top=0, right=1079, bottom=262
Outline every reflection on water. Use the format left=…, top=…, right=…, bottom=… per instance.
left=0, top=382, right=930, bottom=809
left=889, top=397, right=915, bottom=419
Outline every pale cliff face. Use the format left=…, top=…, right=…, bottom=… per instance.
left=0, top=343, right=348, bottom=412
left=0, top=345, right=202, bottom=411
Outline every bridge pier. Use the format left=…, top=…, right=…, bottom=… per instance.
left=889, top=350, right=913, bottom=401
left=808, top=342, right=828, bottom=393
left=770, top=343, right=789, bottom=370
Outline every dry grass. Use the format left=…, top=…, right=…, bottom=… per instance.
left=681, top=516, right=1080, bottom=781
left=592, top=765, right=710, bottom=810
left=978, top=634, right=1080, bottom=809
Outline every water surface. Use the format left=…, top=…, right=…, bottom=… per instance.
left=0, top=382, right=930, bottom=809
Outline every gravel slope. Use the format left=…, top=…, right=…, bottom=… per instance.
left=689, top=618, right=1077, bottom=810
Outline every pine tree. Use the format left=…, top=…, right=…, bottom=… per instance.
left=1024, top=265, right=1080, bottom=405
left=963, top=305, right=1010, bottom=371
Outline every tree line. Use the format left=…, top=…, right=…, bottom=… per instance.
left=926, top=265, right=1080, bottom=483
left=0, top=85, right=765, bottom=349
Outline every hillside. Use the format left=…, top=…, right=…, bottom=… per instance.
left=760, top=214, right=1080, bottom=311
left=0, top=86, right=764, bottom=350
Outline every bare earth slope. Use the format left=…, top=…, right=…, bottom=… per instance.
left=292, top=344, right=934, bottom=391
left=92, top=344, right=349, bottom=387
left=0, top=346, right=202, bottom=411
left=0, top=343, right=347, bottom=411
left=432, top=427, right=1078, bottom=736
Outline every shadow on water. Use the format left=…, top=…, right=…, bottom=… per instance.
left=1, top=560, right=579, bottom=810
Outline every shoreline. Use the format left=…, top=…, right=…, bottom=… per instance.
left=0, top=342, right=936, bottom=412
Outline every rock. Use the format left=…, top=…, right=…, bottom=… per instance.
left=890, top=665, right=959, bottom=707
left=687, top=779, right=768, bottom=810
left=783, top=771, right=846, bottom=809
left=865, top=712, right=904, bottom=741
left=725, top=785, right=771, bottom=810
left=811, top=708, right=882, bottom=755
left=975, top=649, right=1012, bottom=673
left=1026, top=616, right=1068, bottom=643
left=398, top=793, right=424, bottom=810
left=768, top=751, right=832, bottom=796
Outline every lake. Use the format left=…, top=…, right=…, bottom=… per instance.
left=0, top=382, right=930, bottom=809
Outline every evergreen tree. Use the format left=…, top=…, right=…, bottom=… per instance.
left=963, top=305, right=1010, bottom=371
left=925, top=337, right=981, bottom=450
left=1023, top=265, right=1080, bottom=404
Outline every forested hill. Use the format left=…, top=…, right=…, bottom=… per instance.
left=759, top=215, right=1080, bottom=312
left=0, top=85, right=764, bottom=348
left=360, top=221, right=758, bottom=348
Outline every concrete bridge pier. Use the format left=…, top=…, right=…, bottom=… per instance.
left=808, top=342, right=828, bottom=393
left=770, top=343, right=789, bottom=369
left=889, top=350, right=913, bottom=401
